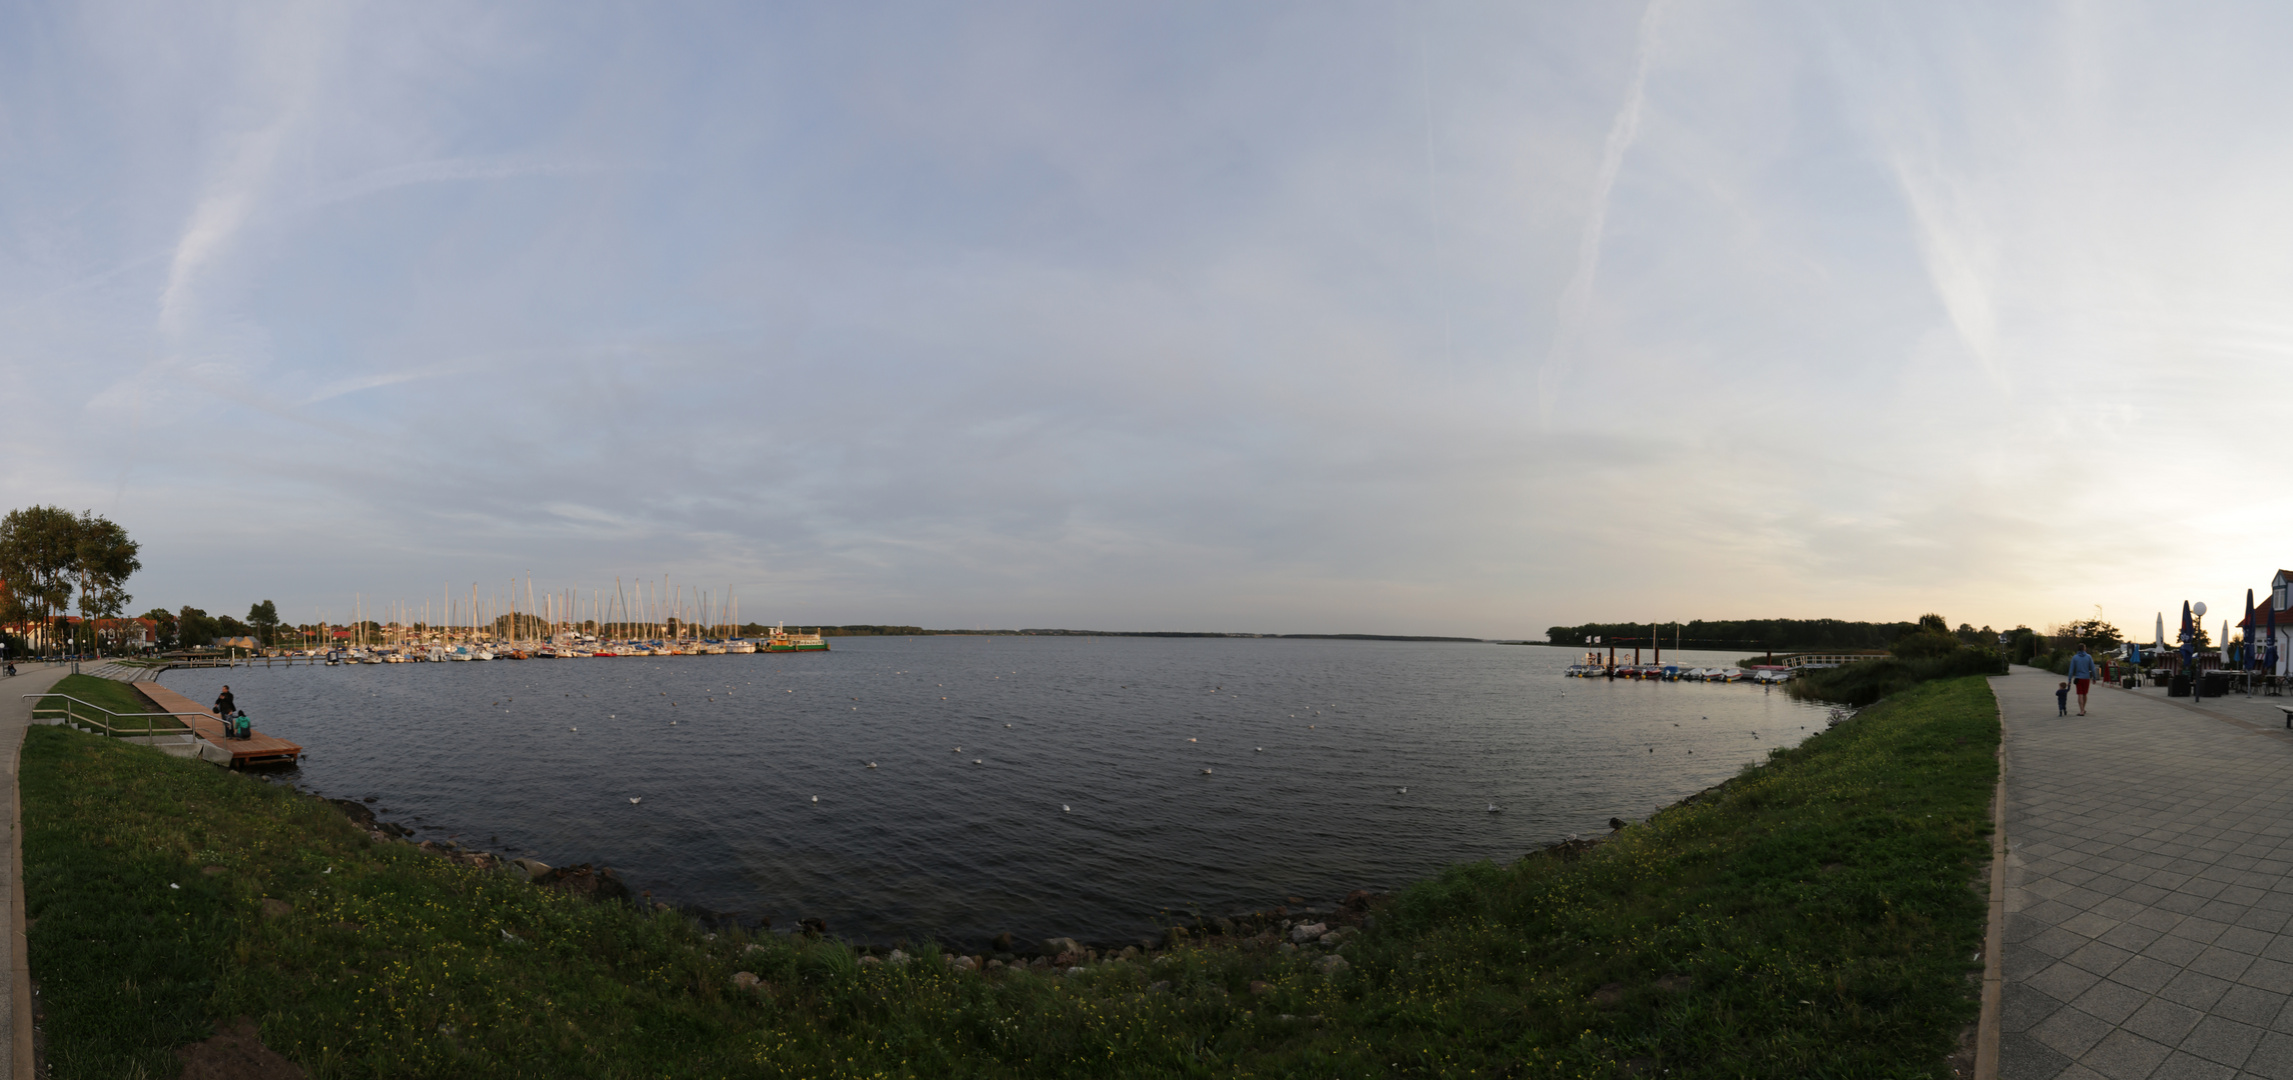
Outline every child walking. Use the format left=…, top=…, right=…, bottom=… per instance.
left=2056, top=681, right=2071, bottom=716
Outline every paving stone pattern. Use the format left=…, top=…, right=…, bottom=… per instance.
left=1994, top=667, right=2293, bottom=1079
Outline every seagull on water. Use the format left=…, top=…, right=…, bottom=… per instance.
left=1187, top=737, right=1197, bottom=743
left=973, top=759, right=982, bottom=765
left=1255, top=747, right=1263, bottom=752
left=1487, top=803, right=1502, bottom=813
left=1397, top=787, right=1407, bottom=794
left=1202, top=768, right=1214, bottom=775
left=867, top=762, right=877, bottom=769
left=1061, top=804, right=1071, bottom=812
left=811, top=795, right=819, bottom=803
left=629, top=797, right=641, bottom=805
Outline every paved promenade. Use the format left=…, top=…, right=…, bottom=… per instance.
left=1994, top=666, right=2293, bottom=1079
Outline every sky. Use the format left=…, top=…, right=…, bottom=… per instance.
left=2, top=2, right=2288, bottom=640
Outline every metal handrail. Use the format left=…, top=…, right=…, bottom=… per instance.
left=20, top=693, right=212, bottom=741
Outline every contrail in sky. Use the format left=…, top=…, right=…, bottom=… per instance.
left=1537, top=0, right=1664, bottom=425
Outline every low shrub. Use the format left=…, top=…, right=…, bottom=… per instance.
left=1789, top=647, right=2004, bottom=706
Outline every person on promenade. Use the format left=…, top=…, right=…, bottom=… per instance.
left=2067, top=645, right=2099, bottom=715
left=2056, top=681, right=2071, bottom=716
left=213, top=685, right=235, bottom=726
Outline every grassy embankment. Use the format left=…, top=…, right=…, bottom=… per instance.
left=34, top=673, right=184, bottom=731
left=25, top=677, right=1999, bottom=1079
left=1785, top=628, right=2007, bottom=708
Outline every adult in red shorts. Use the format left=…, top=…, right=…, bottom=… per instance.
left=2067, top=644, right=2099, bottom=715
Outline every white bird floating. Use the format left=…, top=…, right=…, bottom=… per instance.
left=1255, top=747, right=1263, bottom=752
left=569, top=726, right=578, bottom=732
left=1005, top=723, right=1013, bottom=728
left=811, top=795, right=819, bottom=803
left=1397, top=787, right=1407, bottom=794
left=973, top=759, right=983, bottom=765
left=1202, top=768, right=1214, bottom=775
left=1061, top=804, right=1071, bottom=812
left=867, top=762, right=878, bottom=769
left=1487, top=803, right=1502, bottom=813
left=1187, top=737, right=1197, bottom=743
left=629, top=797, right=641, bottom=805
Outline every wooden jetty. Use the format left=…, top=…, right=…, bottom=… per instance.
left=132, top=682, right=304, bottom=767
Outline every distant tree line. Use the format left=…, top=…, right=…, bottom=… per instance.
left=1548, top=618, right=1929, bottom=651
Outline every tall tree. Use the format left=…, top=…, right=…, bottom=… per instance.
left=0, top=506, right=82, bottom=655
left=72, top=511, right=140, bottom=654
left=177, top=606, right=219, bottom=648
left=247, top=600, right=280, bottom=646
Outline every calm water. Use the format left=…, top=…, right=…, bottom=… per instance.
left=159, top=638, right=1824, bottom=948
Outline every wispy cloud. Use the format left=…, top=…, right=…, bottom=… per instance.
left=1536, top=0, right=1663, bottom=424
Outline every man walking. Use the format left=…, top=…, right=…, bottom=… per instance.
left=2068, top=645, right=2099, bottom=716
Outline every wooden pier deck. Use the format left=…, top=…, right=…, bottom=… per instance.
left=132, top=682, right=303, bottom=766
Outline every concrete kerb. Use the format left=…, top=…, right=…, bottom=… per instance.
left=1975, top=691, right=2008, bottom=1080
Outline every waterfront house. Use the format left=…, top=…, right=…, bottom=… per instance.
left=2246, top=569, right=2293, bottom=675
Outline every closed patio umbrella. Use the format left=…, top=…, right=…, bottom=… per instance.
left=2256, top=609, right=2274, bottom=678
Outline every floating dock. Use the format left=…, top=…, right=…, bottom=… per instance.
left=132, top=682, right=304, bottom=767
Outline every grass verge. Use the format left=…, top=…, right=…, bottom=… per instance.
left=33, top=673, right=184, bottom=732
left=24, top=676, right=1998, bottom=1078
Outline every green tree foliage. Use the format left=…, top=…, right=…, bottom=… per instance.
left=2005, top=626, right=2042, bottom=665
left=0, top=506, right=81, bottom=652
left=246, top=601, right=280, bottom=646
left=2057, top=617, right=2123, bottom=648
left=140, top=608, right=179, bottom=649
left=0, top=507, right=140, bottom=655
left=71, top=512, right=139, bottom=628
left=1916, top=613, right=1949, bottom=635
left=1891, top=630, right=1964, bottom=660
left=177, top=607, right=219, bottom=649
left=1546, top=618, right=1921, bottom=650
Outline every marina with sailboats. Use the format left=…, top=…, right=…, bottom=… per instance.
left=267, top=577, right=830, bottom=665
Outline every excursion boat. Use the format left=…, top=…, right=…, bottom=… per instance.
left=764, top=625, right=830, bottom=653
